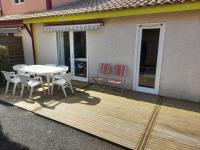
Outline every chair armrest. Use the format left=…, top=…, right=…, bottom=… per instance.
left=53, top=74, right=63, bottom=79
left=51, top=75, right=59, bottom=83
left=34, top=76, right=43, bottom=82
left=51, top=74, right=65, bottom=81
left=10, top=72, right=16, bottom=76
left=10, top=72, right=18, bottom=78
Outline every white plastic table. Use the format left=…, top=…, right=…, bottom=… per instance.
left=13, top=65, right=67, bottom=95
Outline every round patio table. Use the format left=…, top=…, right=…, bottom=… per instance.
left=13, top=65, right=67, bottom=95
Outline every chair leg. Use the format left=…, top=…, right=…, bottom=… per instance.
left=120, top=86, right=124, bottom=96
left=21, top=85, right=25, bottom=97
left=5, top=81, right=9, bottom=95
left=61, top=85, right=67, bottom=97
left=29, top=87, right=34, bottom=99
left=101, top=81, right=107, bottom=91
left=17, top=84, right=20, bottom=88
left=13, top=83, right=17, bottom=96
left=42, top=85, right=45, bottom=95
left=120, top=83, right=126, bottom=96
left=94, top=79, right=102, bottom=89
left=69, top=82, right=74, bottom=94
left=107, top=84, right=112, bottom=93
left=51, top=84, right=54, bottom=95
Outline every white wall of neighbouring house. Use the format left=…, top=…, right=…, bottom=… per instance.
left=17, top=29, right=34, bottom=65
left=34, top=24, right=58, bottom=65
left=33, top=10, right=200, bottom=102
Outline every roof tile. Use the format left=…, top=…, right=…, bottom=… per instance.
left=0, top=0, right=197, bottom=21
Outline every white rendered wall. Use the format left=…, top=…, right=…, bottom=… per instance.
left=35, top=24, right=58, bottom=65
left=87, top=11, right=200, bottom=102
left=34, top=10, right=200, bottom=102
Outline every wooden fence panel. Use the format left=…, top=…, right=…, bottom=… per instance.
left=0, top=35, right=25, bottom=86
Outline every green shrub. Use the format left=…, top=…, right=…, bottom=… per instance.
left=0, top=45, right=11, bottom=71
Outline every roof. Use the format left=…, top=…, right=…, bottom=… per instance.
left=0, top=0, right=198, bottom=21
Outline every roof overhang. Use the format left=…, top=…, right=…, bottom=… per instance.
left=0, top=27, right=21, bottom=33
left=0, top=20, right=23, bottom=28
left=23, top=1, right=200, bottom=24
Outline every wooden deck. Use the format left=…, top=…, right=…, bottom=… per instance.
left=146, top=98, right=200, bottom=150
left=0, top=83, right=199, bottom=150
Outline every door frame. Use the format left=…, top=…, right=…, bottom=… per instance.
left=69, top=31, right=88, bottom=82
left=133, top=23, right=165, bottom=95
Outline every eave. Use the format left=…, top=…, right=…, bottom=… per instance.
left=23, top=1, right=200, bottom=24
left=0, top=20, right=23, bottom=28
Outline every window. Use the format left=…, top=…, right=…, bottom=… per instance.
left=12, top=0, right=24, bottom=4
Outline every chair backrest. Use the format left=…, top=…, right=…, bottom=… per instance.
left=58, top=66, right=68, bottom=72
left=57, top=66, right=68, bottom=76
left=45, top=64, right=56, bottom=67
left=1, top=71, right=13, bottom=81
left=13, top=64, right=27, bottom=69
left=64, top=72, right=73, bottom=82
left=19, top=75, right=30, bottom=86
left=98, top=63, right=111, bottom=74
left=114, top=65, right=126, bottom=77
left=13, top=64, right=27, bottom=75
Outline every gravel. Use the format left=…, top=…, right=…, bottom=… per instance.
left=0, top=100, right=127, bottom=150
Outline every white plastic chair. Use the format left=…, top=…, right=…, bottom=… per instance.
left=58, top=66, right=68, bottom=72
left=50, top=66, right=68, bottom=87
left=1, top=71, right=21, bottom=96
left=51, top=72, right=74, bottom=97
left=52, top=66, right=68, bottom=78
left=13, top=64, right=32, bottom=77
left=13, top=64, right=27, bottom=75
left=45, top=64, right=57, bottom=67
left=19, top=75, right=45, bottom=99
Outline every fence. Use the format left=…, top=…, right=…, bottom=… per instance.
left=0, top=35, right=25, bottom=86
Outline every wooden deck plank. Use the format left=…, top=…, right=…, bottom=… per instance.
left=146, top=98, right=200, bottom=150
left=0, top=87, right=158, bottom=150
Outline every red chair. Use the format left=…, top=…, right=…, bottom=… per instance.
left=107, top=65, right=126, bottom=95
left=93, top=63, right=112, bottom=85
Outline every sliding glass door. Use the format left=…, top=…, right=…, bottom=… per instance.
left=57, top=31, right=88, bottom=82
left=56, top=31, right=71, bottom=72
left=72, top=31, right=87, bottom=80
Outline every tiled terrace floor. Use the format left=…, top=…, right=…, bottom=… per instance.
left=0, top=82, right=199, bottom=150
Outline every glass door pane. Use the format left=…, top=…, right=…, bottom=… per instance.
left=63, top=32, right=71, bottom=72
left=73, top=31, right=87, bottom=78
left=139, top=29, right=160, bottom=88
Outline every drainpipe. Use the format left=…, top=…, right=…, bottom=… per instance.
left=24, top=24, right=37, bottom=64
left=46, top=0, right=52, bottom=10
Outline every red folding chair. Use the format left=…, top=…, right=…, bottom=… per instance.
left=107, top=65, right=126, bottom=95
left=93, top=63, right=112, bottom=86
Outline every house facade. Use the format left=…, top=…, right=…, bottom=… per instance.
left=0, top=0, right=74, bottom=15
left=0, top=0, right=200, bottom=102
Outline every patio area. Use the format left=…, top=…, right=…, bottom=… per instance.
left=0, top=82, right=199, bottom=150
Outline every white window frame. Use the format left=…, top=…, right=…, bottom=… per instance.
left=133, top=23, right=166, bottom=95
left=56, top=31, right=88, bottom=82
left=12, top=0, right=24, bottom=5
left=70, top=31, right=88, bottom=82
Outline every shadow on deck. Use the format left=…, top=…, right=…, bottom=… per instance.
left=0, top=81, right=199, bottom=150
